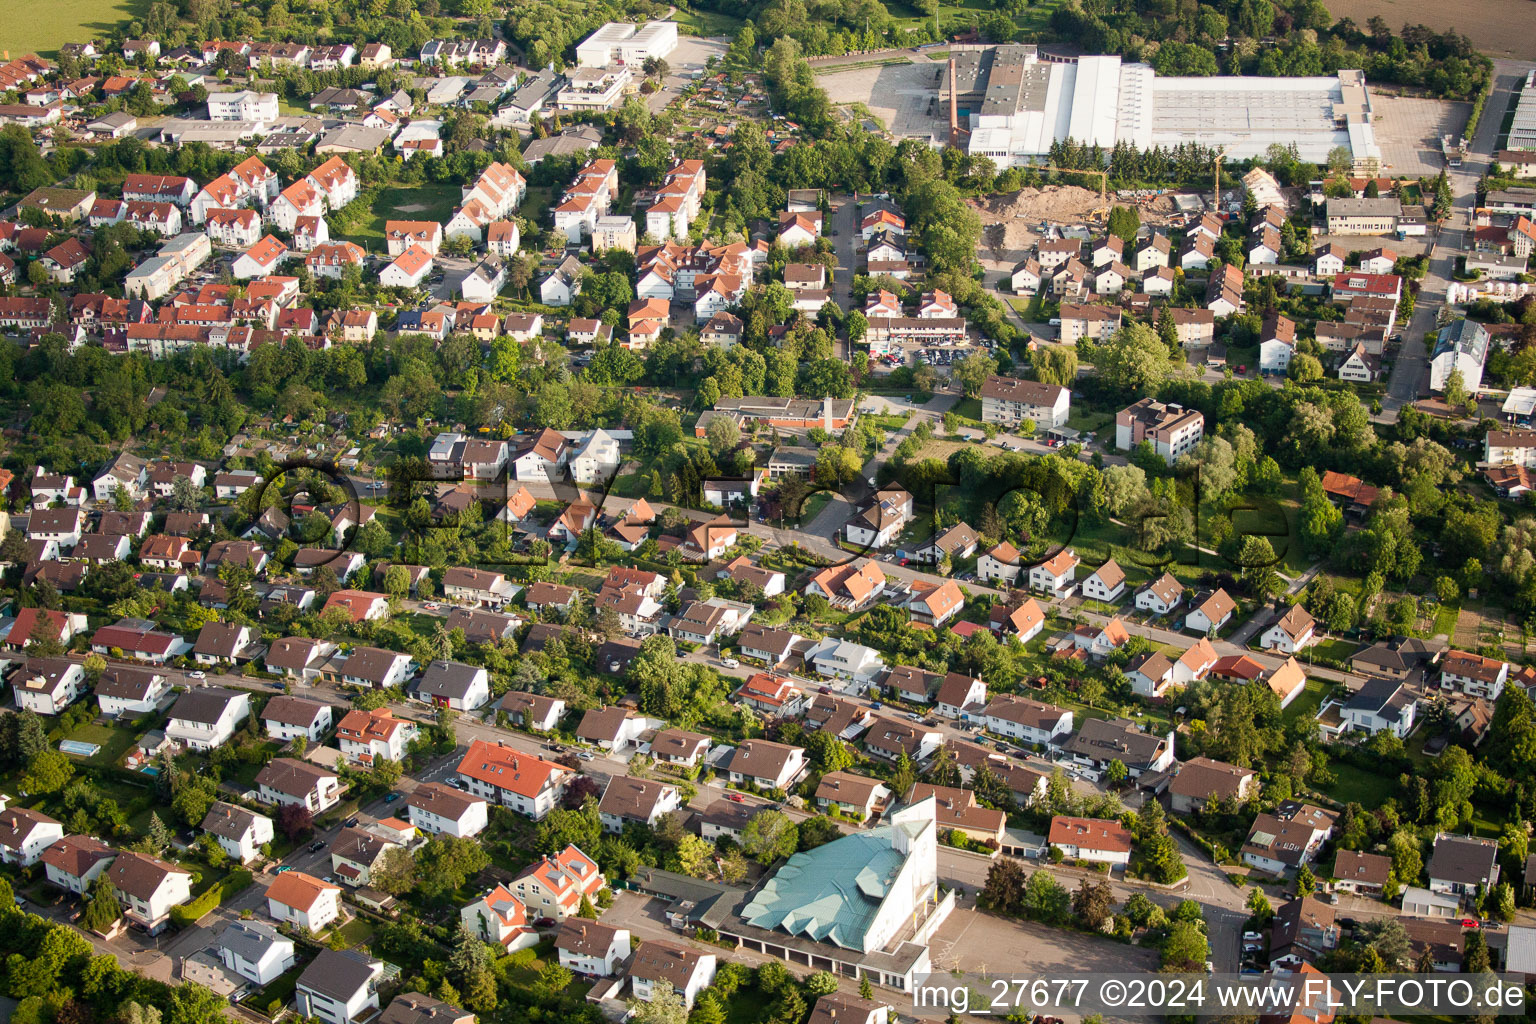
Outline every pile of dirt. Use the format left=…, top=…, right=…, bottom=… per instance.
left=972, top=185, right=1107, bottom=224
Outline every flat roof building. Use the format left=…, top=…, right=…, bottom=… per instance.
left=942, top=47, right=1380, bottom=167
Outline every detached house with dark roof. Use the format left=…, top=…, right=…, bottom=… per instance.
left=1169, top=757, right=1256, bottom=814
left=413, top=660, right=491, bottom=711
left=1427, top=834, right=1499, bottom=899
left=192, top=620, right=259, bottom=666
left=556, top=918, right=631, bottom=977
left=256, top=758, right=341, bottom=813
left=165, top=686, right=251, bottom=750
left=725, top=739, right=808, bottom=791
left=405, top=782, right=489, bottom=838
left=41, top=834, right=115, bottom=894
left=201, top=801, right=275, bottom=863
left=1063, top=717, right=1174, bottom=777
left=1241, top=802, right=1338, bottom=875
left=105, top=851, right=193, bottom=934
left=0, top=807, right=64, bottom=866
left=599, top=775, right=683, bottom=832
left=261, top=695, right=333, bottom=743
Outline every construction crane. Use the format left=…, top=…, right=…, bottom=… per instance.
left=1211, top=146, right=1229, bottom=214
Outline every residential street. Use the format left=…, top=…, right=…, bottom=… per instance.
left=1382, top=59, right=1529, bottom=416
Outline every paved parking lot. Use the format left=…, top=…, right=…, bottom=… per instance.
left=1370, top=94, right=1472, bottom=178
left=926, top=905, right=1160, bottom=976
left=815, top=57, right=948, bottom=140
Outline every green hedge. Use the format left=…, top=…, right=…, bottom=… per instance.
left=171, top=867, right=254, bottom=927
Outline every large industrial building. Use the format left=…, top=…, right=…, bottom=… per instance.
left=574, top=22, right=678, bottom=69
left=943, top=46, right=1381, bottom=167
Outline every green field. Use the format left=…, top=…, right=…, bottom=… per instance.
left=672, top=6, right=745, bottom=35
left=2, top=0, right=146, bottom=57
left=336, top=183, right=462, bottom=245
left=888, top=0, right=1065, bottom=35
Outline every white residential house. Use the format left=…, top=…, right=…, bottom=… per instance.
left=94, top=667, right=172, bottom=716
left=1135, top=573, right=1184, bottom=616
left=461, top=884, right=539, bottom=952
left=1029, top=549, right=1080, bottom=597
left=1261, top=605, right=1317, bottom=654
left=1080, top=560, right=1126, bottom=604
left=406, top=783, right=489, bottom=838
left=216, top=921, right=297, bottom=987
left=13, top=659, right=88, bottom=715
left=261, top=696, right=334, bottom=743
left=165, top=687, right=251, bottom=751
left=295, top=949, right=384, bottom=1024
left=255, top=758, right=341, bottom=813
left=104, top=851, right=193, bottom=935
left=201, top=801, right=276, bottom=864
left=630, top=941, right=717, bottom=1009
left=0, top=807, right=64, bottom=866
left=556, top=919, right=630, bottom=977
left=336, top=708, right=419, bottom=764
left=267, top=872, right=343, bottom=934
left=41, top=835, right=115, bottom=894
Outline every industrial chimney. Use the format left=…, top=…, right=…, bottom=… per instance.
left=947, top=56, right=960, bottom=147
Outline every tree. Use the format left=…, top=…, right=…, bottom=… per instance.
left=1072, top=877, right=1115, bottom=930
left=1105, top=759, right=1128, bottom=784
left=742, top=809, right=798, bottom=864
left=705, top=415, right=741, bottom=458
left=416, top=835, right=490, bottom=900
left=275, top=803, right=313, bottom=840
left=540, top=960, right=573, bottom=994
left=953, top=352, right=999, bottom=397
left=81, top=875, right=122, bottom=934
left=629, top=981, right=688, bottom=1024
left=1023, top=869, right=1071, bottom=924
left=981, top=857, right=1028, bottom=914
left=1288, top=353, right=1323, bottom=382
left=372, top=845, right=419, bottom=896
left=1294, top=863, right=1316, bottom=897
left=1033, top=345, right=1077, bottom=386
left=1097, top=322, right=1171, bottom=396
left=1106, top=205, right=1140, bottom=245
left=1161, top=920, right=1210, bottom=969
left=1245, top=887, right=1272, bottom=923
left=146, top=813, right=173, bottom=852
left=1355, top=917, right=1411, bottom=969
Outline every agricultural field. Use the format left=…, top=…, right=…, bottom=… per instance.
left=3, top=0, right=147, bottom=57
left=1323, top=0, right=1536, bottom=59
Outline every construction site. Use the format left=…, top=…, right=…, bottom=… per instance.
left=970, top=185, right=1186, bottom=270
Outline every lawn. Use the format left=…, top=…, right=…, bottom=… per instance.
left=61, top=722, right=138, bottom=768
left=1280, top=677, right=1330, bottom=727
left=334, top=916, right=375, bottom=949
left=1065, top=406, right=1115, bottom=434
left=244, top=965, right=303, bottom=1017
left=334, top=183, right=462, bottom=244
left=1312, top=767, right=1397, bottom=808
left=1, top=0, right=146, bottom=57
left=950, top=397, right=984, bottom=423
left=520, top=186, right=555, bottom=230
